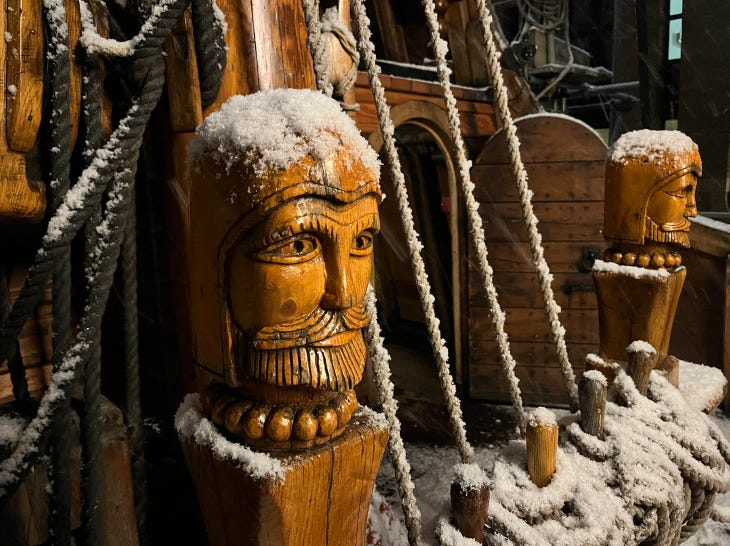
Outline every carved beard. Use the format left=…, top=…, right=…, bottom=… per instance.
left=645, top=217, right=691, bottom=247
left=235, top=305, right=369, bottom=391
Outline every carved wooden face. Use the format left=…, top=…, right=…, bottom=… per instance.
left=645, top=172, right=698, bottom=246
left=226, top=193, right=380, bottom=391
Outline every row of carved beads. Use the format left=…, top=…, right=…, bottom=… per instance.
left=603, top=248, right=682, bottom=269
left=210, top=389, right=359, bottom=443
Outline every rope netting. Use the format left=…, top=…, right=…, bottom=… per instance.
left=0, top=3, right=226, bottom=546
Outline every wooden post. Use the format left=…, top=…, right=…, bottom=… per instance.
left=626, top=341, right=657, bottom=396
left=526, top=408, right=558, bottom=488
left=178, top=398, right=387, bottom=546
left=579, top=371, right=607, bottom=439
left=450, top=464, right=489, bottom=542
left=657, top=354, right=680, bottom=388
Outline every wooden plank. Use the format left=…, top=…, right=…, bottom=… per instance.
left=468, top=340, right=595, bottom=368
left=164, top=9, right=204, bottom=132
left=688, top=219, right=730, bottom=258
left=480, top=201, right=604, bottom=242
left=468, top=365, right=572, bottom=405
left=469, top=271, right=596, bottom=309
left=0, top=364, right=51, bottom=404
left=65, top=0, right=82, bottom=148
left=474, top=114, right=608, bottom=164
left=472, top=241, right=603, bottom=273
left=469, top=307, right=599, bottom=344
left=5, top=0, right=44, bottom=152
left=471, top=161, right=605, bottom=203
left=370, top=0, right=408, bottom=62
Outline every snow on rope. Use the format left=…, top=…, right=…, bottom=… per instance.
left=364, top=287, right=423, bottom=545
left=420, top=0, right=527, bottom=435
left=487, top=370, right=730, bottom=545
left=351, top=0, right=474, bottom=466
left=473, top=0, right=578, bottom=408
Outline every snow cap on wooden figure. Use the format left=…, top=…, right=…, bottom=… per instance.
left=604, top=130, right=701, bottom=248
left=187, top=89, right=381, bottom=448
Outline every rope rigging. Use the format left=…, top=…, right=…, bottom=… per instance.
left=0, top=7, right=227, bottom=538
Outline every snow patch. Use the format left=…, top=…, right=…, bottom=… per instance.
left=175, top=393, right=286, bottom=480
left=609, top=129, right=697, bottom=163
left=528, top=407, right=557, bottom=428
left=582, top=369, right=608, bottom=387
left=592, top=258, right=671, bottom=279
left=626, top=340, right=656, bottom=354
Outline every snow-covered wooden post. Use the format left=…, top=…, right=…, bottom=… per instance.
left=177, top=90, right=388, bottom=545
left=593, top=130, right=702, bottom=386
left=626, top=341, right=657, bottom=395
left=579, top=370, right=607, bottom=439
left=450, top=463, right=490, bottom=541
left=526, top=408, right=558, bottom=487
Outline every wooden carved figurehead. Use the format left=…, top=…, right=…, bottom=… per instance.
left=591, top=130, right=701, bottom=381
left=187, top=89, right=382, bottom=449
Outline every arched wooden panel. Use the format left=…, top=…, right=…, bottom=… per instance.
left=468, top=113, right=608, bottom=404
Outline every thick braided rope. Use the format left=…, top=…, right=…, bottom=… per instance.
left=0, top=0, right=186, bottom=502
left=364, top=287, right=422, bottom=545
left=122, top=185, right=148, bottom=545
left=191, top=0, right=227, bottom=109
left=474, top=0, right=578, bottom=408
left=301, top=0, right=333, bottom=97
left=420, top=0, right=527, bottom=434
left=352, top=0, right=474, bottom=465
left=320, top=8, right=360, bottom=110
left=42, top=1, right=75, bottom=543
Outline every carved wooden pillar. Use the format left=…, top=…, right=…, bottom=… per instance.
left=174, top=85, right=388, bottom=544
left=592, top=130, right=701, bottom=387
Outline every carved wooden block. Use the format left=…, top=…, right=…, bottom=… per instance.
left=179, top=407, right=388, bottom=546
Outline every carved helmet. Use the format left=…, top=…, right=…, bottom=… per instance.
left=603, top=130, right=701, bottom=245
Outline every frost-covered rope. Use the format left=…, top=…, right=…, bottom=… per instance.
left=42, top=1, right=74, bottom=542
left=420, top=0, right=528, bottom=434
left=0, top=0, right=187, bottom=502
left=352, top=0, right=473, bottom=465
left=190, top=0, right=228, bottom=109
left=301, top=0, right=333, bottom=96
left=474, top=0, right=578, bottom=408
left=364, top=287, right=422, bottom=545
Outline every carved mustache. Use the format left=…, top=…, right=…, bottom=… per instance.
left=251, top=304, right=369, bottom=350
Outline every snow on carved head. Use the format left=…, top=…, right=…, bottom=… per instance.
left=609, top=129, right=697, bottom=164
left=187, top=89, right=381, bottom=179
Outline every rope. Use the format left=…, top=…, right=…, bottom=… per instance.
left=0, top=0, right=187, bottom=503
left=301, top=0, right=333, bottom=96
left=364, top=287, right=422, bottom=545
left=351, top=0, right=474, bottom=465
left=191, top=0, right=228, bottom=109
left=42, top=1, right=74, bottom=541
left=123, top=183, right=148, bottom=545
left=474, top=0, right=579, bottom=408
left=321, top=7, right=360, bottom=110
left=516, top=0, right=567, bottom=31
left=420, top=0, right=528, bottom=434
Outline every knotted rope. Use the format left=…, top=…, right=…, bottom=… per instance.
left=301, top=0, right=333, bottom=97
left=321, top=7, right=360, bottom=110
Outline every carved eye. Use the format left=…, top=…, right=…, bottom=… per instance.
left=666, top=183, right=694, bottom=198
left=255, top=235, right=320, bottom=264
left=351, top=231, right=374, bottom=256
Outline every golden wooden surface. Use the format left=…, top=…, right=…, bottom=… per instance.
left=579, top=373, right=606, bottom=439
left=468, top=114, right=607, bottom=404
left=5, top=0, right=43, bottom=152
left=180, top=416, right=388, bottom=546
left=526, top=421, right=558, bottom=488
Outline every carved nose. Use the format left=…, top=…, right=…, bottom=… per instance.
left=321, top=245, right=354, bottom=309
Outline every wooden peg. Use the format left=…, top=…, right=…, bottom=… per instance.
left=450, top=464, right=489, bottom=541
left=579, top=371, right=607, bottom=439
left=526, top=408, right=558, bottom=487
left=657, top=354, right=680, bottom=388
left=626, top=341, right=657, bottom=396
